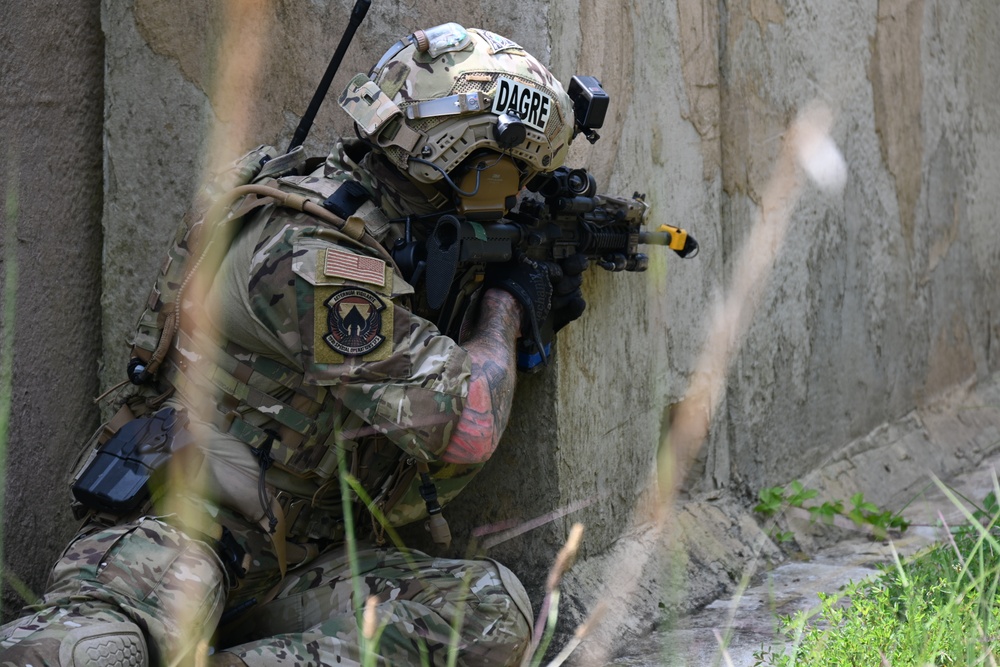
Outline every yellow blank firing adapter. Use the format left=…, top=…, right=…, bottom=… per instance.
left=658, top=224, right=699, bottom=258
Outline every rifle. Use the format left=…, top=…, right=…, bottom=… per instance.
left=389, top=165, right=699, bottom=370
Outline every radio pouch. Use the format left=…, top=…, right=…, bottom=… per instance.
left=72, top=407, right=200, bottom=516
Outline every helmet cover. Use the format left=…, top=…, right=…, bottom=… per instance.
left=339, top=24, right=575, bottom=190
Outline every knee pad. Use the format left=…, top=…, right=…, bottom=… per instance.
left=58, top=622, right=148, bottom=667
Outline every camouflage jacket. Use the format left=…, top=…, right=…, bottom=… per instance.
left=160, top=142, right=485, bottom=542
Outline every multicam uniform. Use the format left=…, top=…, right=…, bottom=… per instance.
left=0, top=142, right=532, bottom=667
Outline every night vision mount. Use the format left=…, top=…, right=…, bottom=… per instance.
left=568, top=75, right=609, bottom=144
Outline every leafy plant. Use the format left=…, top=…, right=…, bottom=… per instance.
left=753, top=481, right=910, bottom=543
left=754, top=485, right=786, bottom=518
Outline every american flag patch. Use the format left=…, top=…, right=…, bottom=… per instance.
left=323, top=247, right=386, bottom=287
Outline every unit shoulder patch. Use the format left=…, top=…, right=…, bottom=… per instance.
left=315, top=286, right=394, bottom=364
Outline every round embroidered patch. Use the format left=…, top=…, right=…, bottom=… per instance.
left=322, top=288, right=387, bottom=356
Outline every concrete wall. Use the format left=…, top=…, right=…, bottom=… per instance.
left=720, top=1, right=1000, bottom=493
left=3, top=0, right=1000, bottom=654
left=0, top=1, right=105, bottom=616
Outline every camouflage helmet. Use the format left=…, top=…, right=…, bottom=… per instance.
left=338, top=23, right=574, bottom=194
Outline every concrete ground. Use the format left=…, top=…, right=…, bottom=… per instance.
left=609, top=448, right=1000, bottom=667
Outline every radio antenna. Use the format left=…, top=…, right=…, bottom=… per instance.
left=287, top=0, right=372, bottom=152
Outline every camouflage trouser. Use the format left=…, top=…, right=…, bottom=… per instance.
left=0, top=517, right=532, bottom=667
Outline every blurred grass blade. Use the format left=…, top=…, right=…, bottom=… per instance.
left=1, top=155, right=19, bottom=606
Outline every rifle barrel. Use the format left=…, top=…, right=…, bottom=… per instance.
left=638, top=231, right=673, bottom=246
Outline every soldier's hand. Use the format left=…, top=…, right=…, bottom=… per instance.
left=550, top=254, right=588, bottom=333
left=485, top=257, right=553, bottom=339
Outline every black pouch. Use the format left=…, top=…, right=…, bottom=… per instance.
left=72, top=406, right=199, bottom=515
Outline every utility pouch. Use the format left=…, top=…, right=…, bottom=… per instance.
left=71, top=407, right=200, bottom=516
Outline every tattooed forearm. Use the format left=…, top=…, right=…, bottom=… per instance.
left=441, top=289, right=521, bottom=465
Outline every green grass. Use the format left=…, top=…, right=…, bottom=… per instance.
left=753, top=492, right=1000, bottom=667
